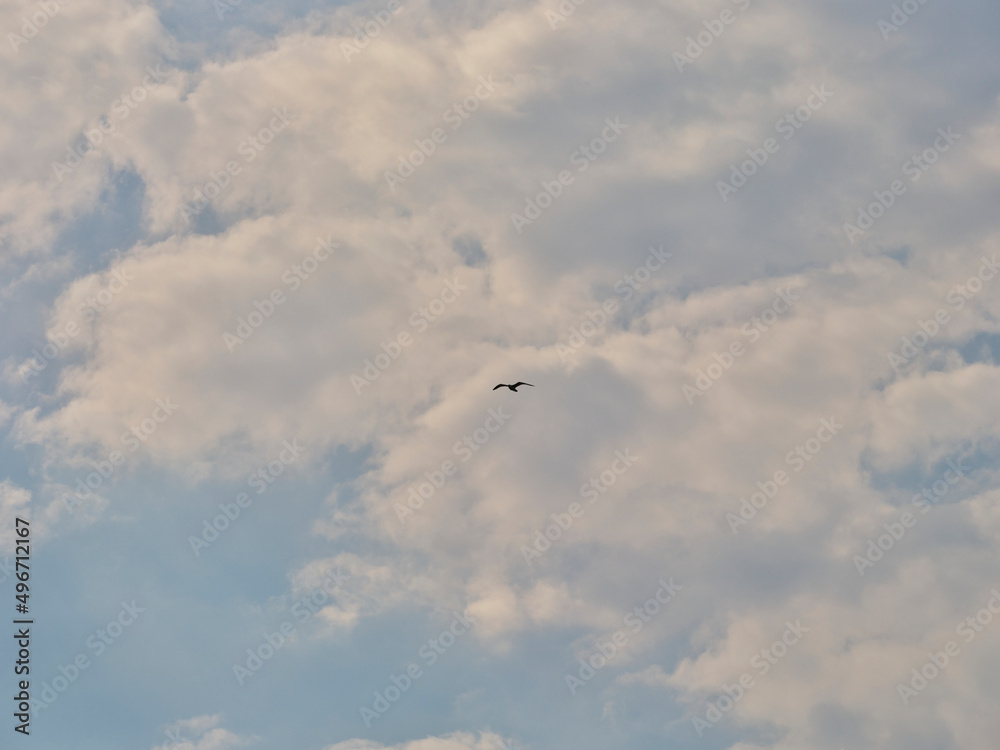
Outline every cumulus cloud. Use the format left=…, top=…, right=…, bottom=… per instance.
left=3, top=0, right=1000, bottom=747
left=152, top=715, right=255, bottom=750
left=325, top=731, right=517, bottom=750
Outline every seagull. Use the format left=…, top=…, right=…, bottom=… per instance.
left=493, top=382, right=534, bottom=392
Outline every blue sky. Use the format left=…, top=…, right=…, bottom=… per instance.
left=2, top=0, right=1000, bottom=749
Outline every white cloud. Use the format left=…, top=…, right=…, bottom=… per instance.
left=152, top=715, right=255, bottom=750
left=325, top=731, right=518, bottom=750
left=5, top=0, right=1000, bottom=747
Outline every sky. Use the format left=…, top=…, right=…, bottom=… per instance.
left=1, top=0, right=1000, bottom=748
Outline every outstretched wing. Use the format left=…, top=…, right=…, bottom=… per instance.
left=492, top=384, right=506, bottom=390
left=512, top=382, right=534, bottom=388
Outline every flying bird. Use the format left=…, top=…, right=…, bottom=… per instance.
left=493, top=382, right=534, bottom=392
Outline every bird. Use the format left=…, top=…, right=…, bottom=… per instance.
left=493, top=382, right=534, bottom=392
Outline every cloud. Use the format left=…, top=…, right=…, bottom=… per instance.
left=0, top=0, right=174, bottom=264
left=4, top=0, right=1000, bottom=748
left=152, top=715, right=255, bottom=750
left=325, top=731, right=518, bottom=750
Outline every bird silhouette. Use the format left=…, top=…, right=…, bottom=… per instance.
left=493, top=382, right=534, bottom=392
